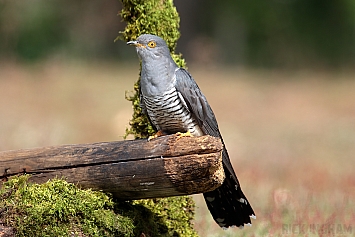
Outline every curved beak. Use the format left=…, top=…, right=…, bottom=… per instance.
left=127, top=40, right=139, bottom=46
left=127, top=40, right=146, bottom=48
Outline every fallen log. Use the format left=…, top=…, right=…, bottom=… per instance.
left=0, top=135, right=224, bottom=200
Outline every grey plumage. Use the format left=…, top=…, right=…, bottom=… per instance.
left=127, top=34, right=255, bottom=228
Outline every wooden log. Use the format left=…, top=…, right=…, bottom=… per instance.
left=0, top=135, right=224, bottom=200
left=0, top=224, right=15, bottom=237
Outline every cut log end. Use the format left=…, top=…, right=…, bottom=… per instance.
left=164, top=152, right=224, bottom=194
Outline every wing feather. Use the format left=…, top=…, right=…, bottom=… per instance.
left=174, top=68, right=239, bottom=180
left=174, top=68, right=221, bottom=137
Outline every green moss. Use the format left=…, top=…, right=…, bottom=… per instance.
left=116, top=198, right=198, bottom=237
left=0, top=176, right=198, bottom=237
left=124, top=79, right=155, bottom=139
left=0, top=175, right=134, bottom=236
left=119, top=0, right=185, bottom=65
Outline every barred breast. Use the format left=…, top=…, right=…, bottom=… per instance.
left=142, top=87, right=204, bottom=136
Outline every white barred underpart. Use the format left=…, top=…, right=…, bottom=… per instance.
left=143, top=87, right=203, bottom=136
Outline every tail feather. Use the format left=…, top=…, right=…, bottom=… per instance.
left=203, top=148, right=255, bottom=228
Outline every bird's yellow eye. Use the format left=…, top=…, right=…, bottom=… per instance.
left=147, top=41, right=156, bottom=48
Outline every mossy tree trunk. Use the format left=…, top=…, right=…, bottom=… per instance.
left=118, top=0, right=199, bottom=236
left=119, top=0, right=186, bottom=139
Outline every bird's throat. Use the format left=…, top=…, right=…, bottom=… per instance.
left=140, top=59, right=177, bottom=97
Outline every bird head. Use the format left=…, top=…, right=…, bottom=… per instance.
left=127, top=34, right=171, bottom=61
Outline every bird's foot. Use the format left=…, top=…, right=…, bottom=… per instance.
left=175, top=131, right=193, bottom=139
left=148, top=130, right=165, bottom=141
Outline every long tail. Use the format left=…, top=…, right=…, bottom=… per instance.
left=203, top=148, right=255, bottom=228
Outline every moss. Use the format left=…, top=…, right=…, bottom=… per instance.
left=119, top=0, right=186, bottom=68
left=0, top=176, right=198, bottom=237
left=116, top=198, right=198, bottom=237
left=0, top=175, right=134, bottom=237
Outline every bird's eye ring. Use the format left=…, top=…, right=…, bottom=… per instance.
left=147, top=41, right=156, bottom=48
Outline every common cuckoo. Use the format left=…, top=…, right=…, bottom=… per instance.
left=127, top=34, right=255, bottom=228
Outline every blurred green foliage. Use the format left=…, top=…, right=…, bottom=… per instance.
left=0, top=0, right=354, bottom=68
left=215, top=0, right=355, bottom=67
left=0, top=1, right=69, bottom=61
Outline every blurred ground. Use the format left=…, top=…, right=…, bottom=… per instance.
left=0, top=61, right=354, bottom=236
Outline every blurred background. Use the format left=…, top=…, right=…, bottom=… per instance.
left=1, top=0, right=355, bottom=67
left=1, top=0, right=354, bottom=236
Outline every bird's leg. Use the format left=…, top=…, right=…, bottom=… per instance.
left=175, top=130, right=193, bottom=139
left=148, top=130, right=165, bottom=141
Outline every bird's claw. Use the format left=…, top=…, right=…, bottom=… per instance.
left=148, top=130, right=164, bottom=141
left=175, top=131, right=193, bottom=139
